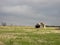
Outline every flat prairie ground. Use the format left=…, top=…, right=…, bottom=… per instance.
left=0, top=26, right=60, bottom=45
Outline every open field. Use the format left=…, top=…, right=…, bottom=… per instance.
left=0, top=26, right=60, bottom=45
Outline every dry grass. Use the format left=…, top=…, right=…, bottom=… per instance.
left=0, top=26, right=60, bottom=45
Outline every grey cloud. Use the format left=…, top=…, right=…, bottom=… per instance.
left=0, top=0, right=60, bottom=26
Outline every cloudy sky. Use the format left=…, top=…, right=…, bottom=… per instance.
left=0, top=0, right=60, bottom=26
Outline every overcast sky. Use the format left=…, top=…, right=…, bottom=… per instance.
left=0, top=0, right=60, bottom=26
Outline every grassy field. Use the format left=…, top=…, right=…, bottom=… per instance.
left=0, top=26, right=60, bottom=45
